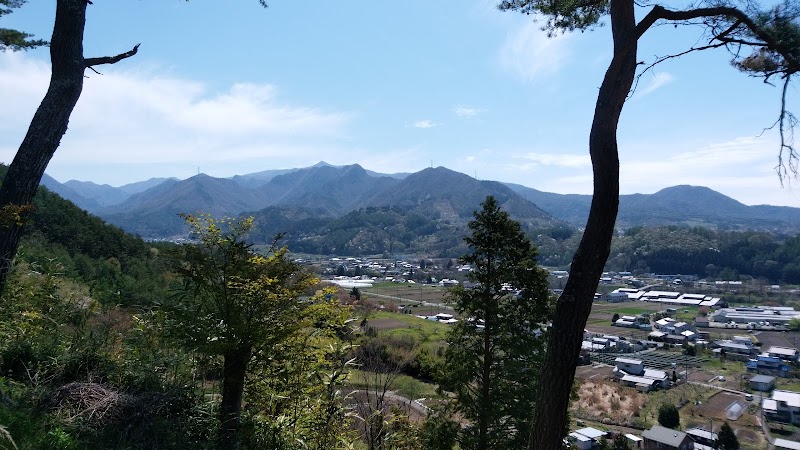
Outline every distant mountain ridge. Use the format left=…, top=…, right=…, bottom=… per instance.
left=507, top=183, right=800, bottom=233
left=39, top=163, right=800, bottom=238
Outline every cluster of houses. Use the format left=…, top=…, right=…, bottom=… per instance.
left=566, top=423, right=765, bottom=450
left=605, top=286, right=800, bottom=330
left=710, top=334, right=798, bottom=375
left=648, top=317, right=698, bottom=344
left=572, top=421, right=800, bottom=449
left=612, top=357, right=671, bottom=392
left=610, top=314, right=701, bottom=345
left=582, top=331, right=657, bottom=353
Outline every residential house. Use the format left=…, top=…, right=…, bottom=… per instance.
left=713, top=338, right=757, bottom=357
left=767, top=346, right=799, bottom=362
left=568, top=427, right=607, bottom=450
left=642, top=425, right=694, bottom=450
left=747, top=354, right=791, bottom=376
left=763, top=390, right=800, bottom=425
left=750, top=374, right=776, bottom=392
left=613, top=357, right=671, bottom=392
left=655, top=318, right=676, bottom=330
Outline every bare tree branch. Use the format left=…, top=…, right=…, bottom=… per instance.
left=631, top=41, right=727, bottom=97
left=769, top=74, right=799, bottom=184
left=84, top=43, right=139, bottom=68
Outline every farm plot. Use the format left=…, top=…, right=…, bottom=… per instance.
left=757, top=330, right=800, bottom=350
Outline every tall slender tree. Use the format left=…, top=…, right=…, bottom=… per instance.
left=497, top=2, right=800, bottom=448
left=0, top=0, right=138, bottom=295
left=439, top=196, right=552, bottom=450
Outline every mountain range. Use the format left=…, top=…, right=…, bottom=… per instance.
left=38, top=162, right=800, bottom=240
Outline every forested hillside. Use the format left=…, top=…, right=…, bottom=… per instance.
left=1, top=165, right=173, bottom=307
left=606, top=227, right=800, bottom=283
left=0, top=175, right=361, bottom=448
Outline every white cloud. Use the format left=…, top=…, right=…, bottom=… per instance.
left=519, top=151, right=590, bottom=168
left=617, top=134, right=798, bottom=204
left=0, top=52, right=352, bottom=181
left=452, top=105, right=485, bottom=118
left=636, top=72, right=675, bottom=98
left=409, top=120, right=438, bottom=129
left=497, top=21, right=573, bottom=81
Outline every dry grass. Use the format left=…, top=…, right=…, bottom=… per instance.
left=573, top=381, right=647, bottom=426
left=48, top=382, right=129, bottom=427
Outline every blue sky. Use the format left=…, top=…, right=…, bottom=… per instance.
left=1, top=0, right=798, bottom=206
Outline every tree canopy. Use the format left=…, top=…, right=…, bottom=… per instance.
left=0, top=1, right=47, bottom=51
left=167, top=213, right=320, bottom=449
left=657, top=403, right=681, bottom=429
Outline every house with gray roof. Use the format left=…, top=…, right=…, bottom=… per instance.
left=750, top=374, right=776, bottom=391
left=642, top=425, right=693, bottom=450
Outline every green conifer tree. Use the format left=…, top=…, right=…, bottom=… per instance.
left=716, top=422, right=739, bottom=450
left=439, top=196, right=552, bottom=450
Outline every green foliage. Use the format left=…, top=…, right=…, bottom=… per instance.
left=716, top=421, right=740, bottom=450
left=3, top=176, right=175, bottom=308
left=605, top=227, right=800, bottom=283
left=657, top=403, right=680, bottom=429
left=166, top=213, right=355, bottom=448
left=497, top=0, right=609, bottom=34
left=731, top=2, right=800, bottom=78
left=0, top=258, right=209, bottom=449
left=420, top=405, right=459, bottom=450
left=166, top=214, right=318, bottom=356
left=0, top=1, right=47, bottom=51
left=611, top=433, right=631, bottom=450
left=250, top=205, right=467, bottom=257
left=440, top=196, right=552, bottom=450
left=244, top=302, right=357, bottom=449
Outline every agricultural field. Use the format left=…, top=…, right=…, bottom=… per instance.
left=365, top=310, right=451, bottom=350
left=362, top=283, right=453, bottom=316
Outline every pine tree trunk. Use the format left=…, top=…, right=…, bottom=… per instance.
left=528, top=1, right=638, bottom=448
left=219, top=347, right=251, bottom=450
left=0, top=0, right=87, bottom=294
